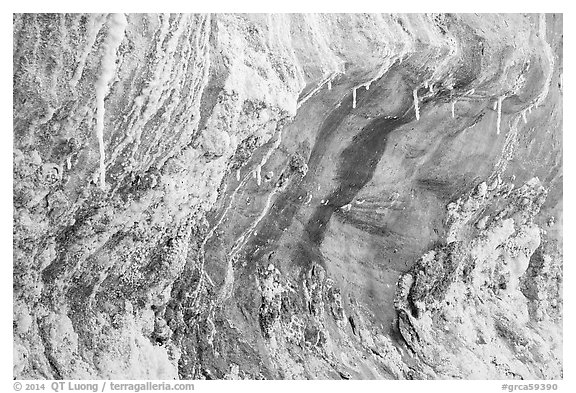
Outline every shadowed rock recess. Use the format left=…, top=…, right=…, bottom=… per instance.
left=13, top=13, right=562, bottom=380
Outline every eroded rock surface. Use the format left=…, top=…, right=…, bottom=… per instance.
left=13, top=13, right=562, bottom=379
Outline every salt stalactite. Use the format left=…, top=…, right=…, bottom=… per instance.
left=298, top=72, right=339, bottom=109
left=349, top=57, right=395, bottom=107
left=413, top=89, right=420, bottom=120
left=70, top=14, right=107, bottom=89
left=236, top=169, right=240, bottom=181
left=496, top=96, right=503, bottom=135
left=256, top=166, right=262, bottom=186
left=94, top=13, right=127, bottom=191
left=326, top=71, right=341, bottom=91
left=451, top=101, right=455, bottom=118
left=364, top=73, right=381, bottom=90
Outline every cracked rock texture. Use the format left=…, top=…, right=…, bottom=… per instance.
left=13, top=13, right=562, bottom=379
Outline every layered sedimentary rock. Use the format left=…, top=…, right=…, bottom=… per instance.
left=13, top=13, right=562, bottom=379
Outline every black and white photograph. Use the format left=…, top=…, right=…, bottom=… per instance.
left=10, top=6, right=566, bottom=389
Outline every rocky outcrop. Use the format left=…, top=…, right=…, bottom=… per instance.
left=13, top=13, right=562, bottom=379
left=395, top=178, right=562, bottom=379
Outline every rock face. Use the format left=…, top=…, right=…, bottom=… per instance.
left=13, top=13, right=562, bottom=379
